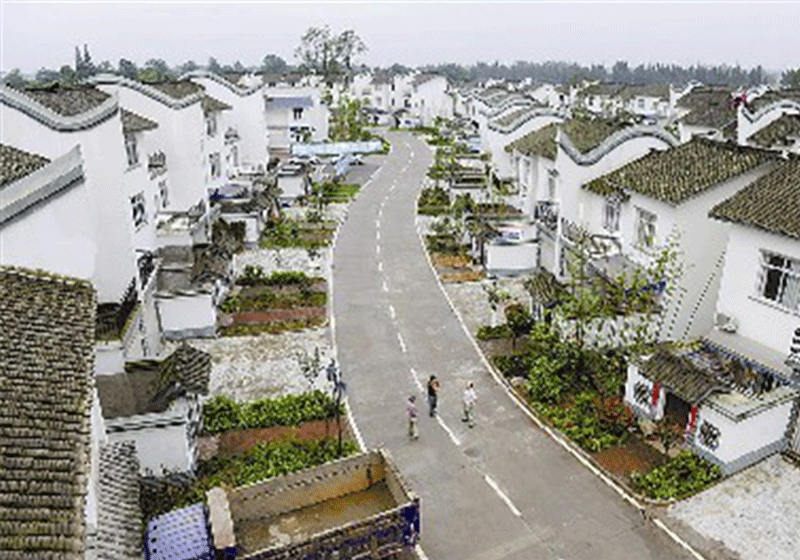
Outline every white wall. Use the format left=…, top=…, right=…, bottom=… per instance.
left=694, top=395, right=796, bottom=470
left=486, top=241, right=539, bottom=274
left=0, top=105, right=138, bottom=302
left=716, top=225, right=800, bottom=355
left=624, top=362, right=667, bottom=420
left=412, top=77, right=451, bottom=127
left=487, top=113, right=563, bottom=180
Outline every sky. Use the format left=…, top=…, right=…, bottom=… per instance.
left=2, top=1, right=799, bottom=75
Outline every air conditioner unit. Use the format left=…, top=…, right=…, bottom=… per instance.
left=714, top=312, right=739, bottom=333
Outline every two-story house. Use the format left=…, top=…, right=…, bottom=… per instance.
left=582, top=137, right=777, bottom=342
left=264, top=86, right=329, bottom=155
left=624, top=156, right=800, bottom=473
left=737, top=88, right=800, bottom=153
left=675, top=85, right=736, bottom=143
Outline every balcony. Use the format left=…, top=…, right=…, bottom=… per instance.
left=138, top=251, right=157, bottom=289
left=96, top=278, right=139, bottom=341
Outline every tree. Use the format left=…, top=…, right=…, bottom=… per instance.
left=207, top=57, right=222, bottom=74
left=329, top=95, right=367, bottom=141
left=118, top=58, right=138, bottom=79
left=782, top=68, right=800, bottom=88
left=82, top=44, right=95, bottom=77
left=59, top=65, right=77, bottom=85
left=505, top=303, right=533, bottom=350
left=75, top=46, right=84, bottom=78
left=140, top=59, right=172, bottom=82
left=3, top=68, right=26, bottom=88
left=483, top=281, right=511, bottom=327
left=34, top=67, right=60, bottom=85
left=261, top=54, right=288, bottom=74
left=178, top=60, right=198, bottom=75
left=295, top=25, right=366, bottom=85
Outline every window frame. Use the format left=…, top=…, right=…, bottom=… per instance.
left=758, top=250, right=800, bottom=312
left=131, top=192, right=147, bottom=230
left=124, top=133, right=139, bottom=167
left=293, top=107, right=304, bottom=120
left=205, top=113, right=217, bottom=137
left=209, top=152, right=221, bottom=180
left=635, top=207, right=657, bottom=249
left=603, top=197, right=621, bottom=233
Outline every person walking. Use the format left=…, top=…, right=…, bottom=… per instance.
left=427, top=375, right=440, bottom=417
left=462, top=381, right=477, bottom=428
left=407, top=395, right=419, bottom=440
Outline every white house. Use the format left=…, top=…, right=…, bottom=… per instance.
left=576, top=83, right=626, bottom=117
left=624, top=158, right=800, bottom=473
left=264, top=86, right=329, bottom=155
left=581, top=137, right=777, bottom=342
left=675, top=86, right=736, bottom=143
left=182, top=69, right=270, bottom=171
left=96, top=342, right=212, bottom=474
left=409, top=73, right=452, bottom=127
left=737, top=89, right=800, bottom=152
left=619, top=84, right=673, bottom=119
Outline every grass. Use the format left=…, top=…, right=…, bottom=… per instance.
left=259, top=218, right=336, bottom=250
left=219, top=315, right=327, bottom=337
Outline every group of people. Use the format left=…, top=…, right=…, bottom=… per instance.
left=406, top=375, right=477, bottom=440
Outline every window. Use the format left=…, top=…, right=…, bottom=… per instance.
left=124, top=133, right=138, bottom=167
left=293, top=107, right=303, bottom=120
left=158, top=180, right=169, bottom=209
left=230, top=145, right=238, bottom=167
left=547, top=170, right=558, bottom=200
left=131, top=192, right=146, bottom=229
left=209, top=153, right=221, bottom=179
left=205, top=114, right=217, bottom=137
left=603, top=197, right=621, bottom=233
left=637, top=98, right=645, bottom=109
left=636, top=207, right=657, bottom=249
left=759, top=251, right=800, bottom=312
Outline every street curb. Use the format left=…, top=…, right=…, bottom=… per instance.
left=412, top=140, right=708, bottom=560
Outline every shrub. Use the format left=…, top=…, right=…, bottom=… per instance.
left=630, top=451, right=723, bottom=500
left=476, top=324, right=512, bottom=340
left=526, top=355, right=567, bottom=404
left=535, top=392, right=626, bottom=453
left=201, top=391, right=344, bottom=436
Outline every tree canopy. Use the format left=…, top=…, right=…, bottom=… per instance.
left=295, top=25, right=367, bottom=84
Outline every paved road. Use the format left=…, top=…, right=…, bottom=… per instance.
left=333, top=131, right=694, bottom=560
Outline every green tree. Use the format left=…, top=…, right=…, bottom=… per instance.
left=505, top=303, right=533, bottom=350
left=59, top=65, right=77, bottom=85
left=178, top=60, right=198, bottom=75
left=261, top=54, right=288, bottom=74
left=329, top=95, right=367, bottom=141
left=295, top=25, right=366, bottom=85
left=118, top=58, right=138, bottom=79
left=782, top=67, right=800, bottom=88
left=207, top=57, right=222, bottom=74
left=3, top=68, right=26, bottom=88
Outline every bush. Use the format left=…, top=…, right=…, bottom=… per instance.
left=476, top=324, right=512, bottom=340
left=526, top=355, right=567, bottom=404
left=535, top=392, right=627, bottom=453
left=492, top=353, right=533, bottom=378
left=201, top=391, right=343, bottom=436
left=630, top=451, right=723, bottom=500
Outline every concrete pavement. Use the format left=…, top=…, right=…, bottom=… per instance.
left=333, top=131, right=696, bottom=560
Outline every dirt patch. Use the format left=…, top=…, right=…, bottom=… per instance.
left=199, top=417, right=355, bottom=459
left=592, top=435, right=668, bottom=480
left=228, top=306, right=326, bottom=326
left=441, top=270, right=484, bottom=283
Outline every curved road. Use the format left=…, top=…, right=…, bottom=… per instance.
left=333, top=131, right=693, bottom=560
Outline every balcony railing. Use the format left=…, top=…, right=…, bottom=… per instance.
left=138, top=252, right=156, bottom=288
left=96, top=278, right=139, bottom=341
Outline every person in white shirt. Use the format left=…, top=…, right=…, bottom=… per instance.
left=462, top=381, right=477, bottom=428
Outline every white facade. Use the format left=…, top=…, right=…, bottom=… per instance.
left=155, top=292, right=217, bottom=339
left=410, top=75, right=452, bottom=127
left=487, top=110, right=564, bottom=180
left=264, top=86, right=329, bottom=153
left=737, top=99, right=800, bottom=149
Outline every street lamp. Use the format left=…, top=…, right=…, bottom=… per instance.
left=326, top=358, right=346, bottom=456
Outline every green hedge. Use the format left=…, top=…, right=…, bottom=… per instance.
left=202, top=391, right=343, bottom=435
left=141, top=438, right=359, bottom=520
left=476, top=324, right=513, bottom=340
left=630, top=451, right=723, bottom=500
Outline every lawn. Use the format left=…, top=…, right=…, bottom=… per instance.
left=259, top=217, right=336, bottom=250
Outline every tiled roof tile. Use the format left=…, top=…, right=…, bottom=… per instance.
left=94, top=441, right=142, bottom=560
left=709, top=157, right=800, bottom=240
left=150, top=80, right=204, bottom=99
left=677, top=86, right=735, bottom=129
left=120, top=108, right=158, bottom=133
left=16, top=83, right=111, bottom=116
left=584, top=137, right=774, bottom=205
left=747, top=114, right=800, bottom=149
left=0, top=144, right=50, bottom=187
left=201, top=95, right=232, bottom=114
left=0, top=266, right=95, bottom=559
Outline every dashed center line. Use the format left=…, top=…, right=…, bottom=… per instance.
left=375, top=219, right=380, bottom=228
left=376, top=230, right=380, bottom=241
left=397, top=332, right=407, bottom=353
left=436, top=416, right=461, bottom=446
left=388, top=304, right=395, bottom=319
left=484, top=475, right=522, bottom=517
left=378, top=261, right=383, bottom=272
left=382, top=280, right=388, bottom=292
left=376, top=244, right=381, bottom=255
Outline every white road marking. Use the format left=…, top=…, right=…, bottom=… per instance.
left=397, top=332, right=407, bottom=353
left=415, top=545, right=430, bottom=560
left=375, top=219, right=380, bottom=228
left=378, top=261, right=383, bottom=272
left=382, top=279, right=388, bottom=292
left=436, top=415, right=461, bottom=446
left=376, top=230, right=380, bottom=241
left=409, top=367, right=424, bottom=392
left=388, top=304, right=395, bottom=319
left=376, top=243, right=381, bottom=255
left=389, top=185, right=396, bottom=192
left=484, top=475, right=522, bottom=517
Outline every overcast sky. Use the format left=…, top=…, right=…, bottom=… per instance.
left=2, top=2, right=799, bottom=74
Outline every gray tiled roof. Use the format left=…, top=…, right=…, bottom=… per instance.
left=150, top=80, right=204, bottom=99
left=0, top=266, right=95, bottom=559
left=578, top=83, right=625, bottom=97
left=17, top=83, right=111, bottom=116
left=506, top=118, right=628, bottom=159
left=677, top=86, right=735, bottom=129
left=748, top=89, right=800, bottom=112
left=201, top=95, right=232, bottom=114
left=493, top=106, right=533, bottom=128
left=640, top=348, right=729, bottom=404
left=120, top=108, right=158, bottom=133
left=96, top=342, right=211, bottom=418
left=584, top=137, right=774, bottom=205
left=95, top=440, right=142, bottom=560
left=412, top=73, right=440, bottom=88
left=619, top=84, right=670, bottom=101
left=747, top=114, right=800, bottom=149
left=709, top=157, right=800, bottom=240
left=505, top=123, right=558, bottom=158
left=0, top=143, right=50, bottom=187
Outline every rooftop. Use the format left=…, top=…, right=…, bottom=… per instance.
left=120, top=107, right=158, bottom=133
left=0, top=265, right=96, bottom=559
left=505, top=122, right=558, bottom=158
left=578, top=83, right=626, bottom=97
left=94, top=440, right=142, bottom=560
left=150, top=79, right=204, bottom=99
left=747, top=114, right=800, bottom=149
left=709, top=156, right=800, bottom=240
left=584, top=137, right=774, bottom=205
left=748, top=88, right=800, bottom=112
left=96, top=342, right=211, bottom=418
left=619, top=84, right=670, bottom=101
left=16, top=82, right=111, bottom=116
left=202, top=94, right=233, bottom=114
left=677, top=86, right=735, bottom=129
left=0, top=143, right=50, bottom=187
